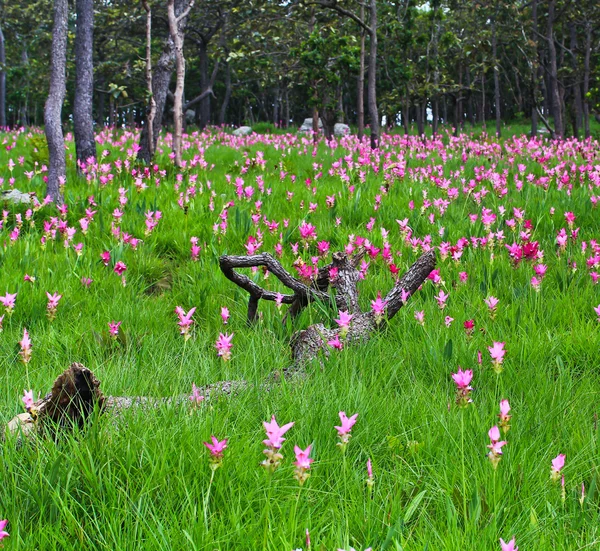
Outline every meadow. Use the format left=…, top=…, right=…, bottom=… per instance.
left=1, top=124, right=600, bottom=550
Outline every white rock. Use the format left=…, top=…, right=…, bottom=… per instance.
left=334, top=123, right=351, bottom=136
left=299, top=117, right=323, bottom=132
left=233, top=126, right=252, bottom=136
left=1, top=189, right=32, bottom=205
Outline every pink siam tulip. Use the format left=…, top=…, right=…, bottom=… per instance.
left=19, top=328, right=32, bottom=364
left=81, top=277, right=93, bottom=288
left=414, top=310, right=425, bottom=326
left=335, top=411, right=358, bottom=450
left=262, top=415, right=294, bottom=472
left=488, top=341, right=506, bottom=373
left=464, top=319, right=475, bottom=337
left=487, top=425, right=507, bottom=469
left=444, top=316, right=454, bottom=328
left=108, top=321, right=122, bottom=339
left=334, top=310, right=353, bottom=337
left=551, top=453, right=566, bottom=482
left=435, top=290, right=448, bottom=309
left=594, top=304, right=600, bottom=322
left=203, top=436, right=228, bottom=470
left=0, top=292, right=17, bottom=315
left=498, top=399, right=511, bottom=433
left=451, top=368, right=473, bottom=407
left=0, top=519, right=8, bottom=541
left=46, top=292, right=62, bottom=321
left=499, top=537, right=518, bottom=551
left=327, top=335, right=343, bottom=350
left=22, top=389, right=35, bottom=411
left=100, top=251, right=111, bottom=266
left=175, top=306, right=196, bottom=340
left=221, top=307, right=230, bottom=324
left=189, top=383, right=204, bottom=406
left=370, top=293, right=387, bottom=324
left=485, top=296, right=499, bottom=318
left=293, top=444, right=314, bottom=485
left=366, top=458, right=374, bottom=489
left=215, top=332, right=234, bottom=361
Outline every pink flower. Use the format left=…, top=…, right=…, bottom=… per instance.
left=335, top=310, right=353, bottom=329
left=293, top=444, right=313, bottom=485
left=327, top=335, right=344, bottom=350
left=400, top=288, right=411, bottom=303
left=594, top=304, right=600, bottom=322
left=487, top=425, right=507, bottom=469
left=414, top=310, right=425, bottom=326
left=335, top=411, right=358, bottom=449
left=19, top=328, right=32, bottom=364
left=499, top=537, right=518, bottom=551
left=215, top=332, right=234, bottom=361
left=371, top=293, right=387, bottom=322
left=108, top=321, right=122, bottom=338
left=464, top=319, right=475, bottom=336
left=100, top=251, right=111, bottom=266
left=444, top=316, right=454, bottom=328
left=366, top=458, right=374, bottom=488
left=221, top=307, right=230, bottom=324
left=0, top=292, right=17, bottom=314
left=0, top=519, right=8, bottom=541
left=262, top=415, right=294, bottom=472
left=551, top=453, right=566, bottom=481
left=488, top=341, right=506, bottom=373
left=435, top=290, right=449, bottom=309
left=452, top=368, right=473, bottom=407
left=46, top=292, right=62, bottom=320
left=189, top=383, right=204, bottom=406
left=485, top=296, right=499, bottom=317
left=114, top=261, right=127, bottom=276
left=499, top=399, right=511, bottom=432
left=459, top=271, right=468, bottom=283
left=175, top=306, right=196, bottom=340
left=22, top=389, right=35, bottom=411
left=204, top=436, right=228, bottom=470
left=81, top=277, right=93, bottom=287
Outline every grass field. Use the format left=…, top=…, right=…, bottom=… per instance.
left=1, top=125, right=600, bottom=550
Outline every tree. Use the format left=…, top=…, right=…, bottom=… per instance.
left=74, top=0, right=96, bottom=168
left=44, top=0, right=68, bottom=204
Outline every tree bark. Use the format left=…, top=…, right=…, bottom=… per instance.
left=44, top=0, right=69, bottom=204
left=367, top=0, right=379, bottom=149
left=582, top=22, right=592, bottom=139
left=218, top=62, right=232, bottom=126
left=74, top=0, right=96, bottom=169
left=491, top=11, right=501, bottom=138
left=142, top=1, right=156, bottom=159
left=198, top=40, right=211, bottom=129
left=0, top=24, right=5, bottom=128
left=546, top=0, right=563, bottom=139
left=357, top=2, right=365, bottom=140
left=568, top=22, right=582, bottom=138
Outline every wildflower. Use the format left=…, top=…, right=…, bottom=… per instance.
left=464, top=319, right=475, bottom=337
left=24, top=274, right=35, bottom=283
left=366, top=458, right=374, bottom=489
left=335, top=310, right=353, bottom=332
left=335, top=411, right=358, bottom=450
left=0, top=292, right=17, bottom=315
left=487, top=425, right=507, bottom=469
left=100, top=251, right=111, bottom=266
left=459, top=271, right=468, bottom=283
left=498, top=399, right=511, bottom=433
left=215, top=332, right=234, bottom=361
left=444, top=316, right=454, bottom=328
left=594, top=304, right=600, bottom=322
left=327, top=335, right=343, bottom=350
left=370, top=293, right=387, bottom=324
left=19, top=328, right=32, bottom=364
left=81, top=277, right=93, bottom=287
left=293, top=444, right=313, bottom=485
left=221, top=307, right=230, bottom=324
left=414, top=310, right=425, bottom=326
left=488, top=341, right=506, bottom=373
left=175, top=306, right=196, bottom=340
left=499, top=537, right=518, bottom=551
left=22, top=389, right=35, bottom=411
left=114, top=261, right=127, bottom=276
left=108, top=321, right=122, bottom=339
left=0, top=519, right=8, bottom=541
left=435, top=290, right=449, bottom=309
left=451, top=368, right=473, bottom=407
left=485, top=296, right=499, bottom=317
left=189, top=383, right=204, bottom=406
left=46, top=292, right=62, bottom=321
left=203, top=436, right=228, bottom=470
left=400, top=288, right=411, bottom=303
left=261, top=415, right=294, bottom=472
left=551, top=453, right=566, bottom=482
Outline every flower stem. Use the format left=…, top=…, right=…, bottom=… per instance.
left=203, top=468, right=215, bottom=530
left=461, top=410, right=468, bottom=529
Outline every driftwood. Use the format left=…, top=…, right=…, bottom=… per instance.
left=219, top=249, right=436, bottom=366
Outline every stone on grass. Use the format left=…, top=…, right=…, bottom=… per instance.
left=233, top=126, right=252, bottom=136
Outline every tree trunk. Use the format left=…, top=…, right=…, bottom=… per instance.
left=569, top=22, right=582, bottom=138
left=583, top=22, right=592, bottom=139
left=74, top=0, right=96, bottom=169
left=0, top=24, right=5, bottom=128
left=142, top=1, right=156, bottom=159
left=466, top=66, right=474, bottom=125
left=492, top=13, right=501, bottom=138
left=44, top=0, right=68, bottom=205
left=357, top=2, right=365, bottom=140
left=547, top=0, right=563, bottom=138
left=402, top=92, right=409, bottom=135
left=198, top=40, right=211, bottom=129
left=530, top=0, right=538, bottom=137
left=218, top=62, right=232, bottom=126
left=367, top=0, right=379, bottom=149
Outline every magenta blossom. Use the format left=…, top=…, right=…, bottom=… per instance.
left=488, top=341, right=506, bottom=373
left=327, top=334, right=344, bottom=350
left=108, top=321, right=122, bottom=339
left=114, top=261, right=127, bottom=276
left=371, top=293, right=387, bottom=323
left=22, top=389, right=35, bottom=411
left=594, top=304, right=600, bottom=322
left=334, top=310, right=353, bottom=331
left=485, top=296, right=499, bottom=317
left=262, top=415, right=294, bottom=472
left=435, top=290, right=449, bottom=309
left=335, top=411, right=358, bottom=449
left=487, top=425, right=507, bottom=469
left=452, top=368, right=473, bottom=407
left=0, top=292, right=17, bottom=314
left=293, top=444, right=313, bottom=485
left=0, top=519, right=8, bottom=541
left=215, top=332, right=234, bottom=361
left=204, top=436, right=228, bottom=470
left=19, top=328, right=32, bottom=364
left=189, top=383, right=204, bottom=406
left=499, top=537, right=518, bottom=551
left=499, top=399, right=511, bottom=433
left=221, top=306, right=230, bottom=324
left=175, top=306, right=196, bottom=340
left=551, top=453, right=566, bottom=482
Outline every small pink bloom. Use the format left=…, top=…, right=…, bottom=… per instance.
left=327, top=335, right=343, bottom=350
left=108, top=321, right=122, bottom=338
left=551, top=453, right=566, bottom=481
left=19, top=328, right=32, bottom=363
left=335, top=310, right=353, bottom=329
left=114, top=261, right=127, bottom=276
left=100, top=251, right=111, bottom=266
left=435, top=290, right=449, bottom=309
left=0, top=519, right=8, bottom=541
left=215, top=332, right=234, bottom=361
left=414, top=310, right=425, bottom=326
left=189, top=383, right=204, bottom=406
left=335, top=411, right=358, bottom=449
left=488, top=342, right=506, bottom=373
left=444, top=316, right=454, bottom=328
left=499, top=537, right=518, bottom=551
left=22, top=389, right=35, bottom=411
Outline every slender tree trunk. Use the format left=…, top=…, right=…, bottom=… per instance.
left=583, top=22, right=592, bottom=139
left=481, top=71, right=486, bottom=130
left=466, top=66, right=474, bottom=125
left=402, top=92, right=409, bottom=135
left=569, top=22, right=582, bottom=138
left=74, top=0, right=96, bottom=168
left=142, top=1, right=156, bottom=159
left=0, top=25, right=5, bottom=128
left=547, top=0, right=563, bottom=138
left=357, top=2, right=365, bottom=140
left=218, top=62, right=232, bottom=126
left=492, top=12, right=501, bottom=138
left=198, top=40, right=211, bottom=129
left=367, top=0, right=379, bottom=149
left=284, top=86, right=290, bottom=128
left=530, top=0, right=538, bottom=137
left=44, top=0, right=68, bottom=204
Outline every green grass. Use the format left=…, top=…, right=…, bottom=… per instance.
left=0, top=126, right=599, bottom=550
